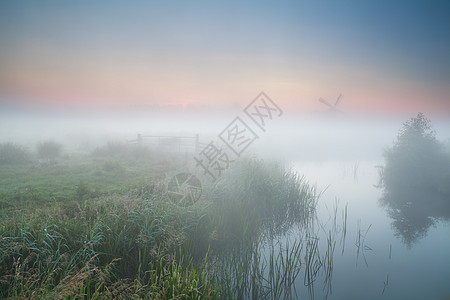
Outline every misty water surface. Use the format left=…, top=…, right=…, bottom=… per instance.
left=292, top=161, right=450, bottom=300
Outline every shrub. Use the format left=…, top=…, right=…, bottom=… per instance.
left=37, top=140, right=62, bottom=160
left=92, top=141, right=154, bottom=164
left=0, top=142, right=29, bottom=165
left=91, top=141, right=127, bottom=157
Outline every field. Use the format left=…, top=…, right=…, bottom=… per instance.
left=0, top=141, right=327, bottom=299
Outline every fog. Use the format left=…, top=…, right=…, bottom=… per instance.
left=2, top=0, right=450, bottom=297
left=3, top=105, right=448, bottom=162
left=2, top=104, right=450, bottom=299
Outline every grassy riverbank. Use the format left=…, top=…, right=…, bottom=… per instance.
left=1, top=143, right=319, bottom=299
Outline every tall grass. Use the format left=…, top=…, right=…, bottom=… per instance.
left=1, top=157, right=323, bottom=299
left=212, top=237, right=304, bottom=299
left=197, top=158, right=318, bottom=251
left=1, top=187, right=217, bottom=298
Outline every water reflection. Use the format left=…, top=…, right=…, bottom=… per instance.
left=295, top=160, right=450, bottom=299
left=380, top=187, right=450, bottom=246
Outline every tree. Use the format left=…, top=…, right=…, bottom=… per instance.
left=382, top=113, right=445, bottom=192
left=380, top=113, right=450, bottom=246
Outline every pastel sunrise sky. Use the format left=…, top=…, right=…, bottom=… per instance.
left=1, top=1, right=449, bottom=116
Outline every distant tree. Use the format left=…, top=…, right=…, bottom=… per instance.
left=37, top=140, right=62, bottom=161
left=382, top=112, right=447, bottom=192
left=380, top=113, right=450, bottom=246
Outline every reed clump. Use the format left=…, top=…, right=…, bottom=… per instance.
left=199, top=158, right=318, bottom=250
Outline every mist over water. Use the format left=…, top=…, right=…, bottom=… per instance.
left=5, top=104, right=448, bottom=161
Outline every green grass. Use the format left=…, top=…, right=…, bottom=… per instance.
left=1, top=144, right=324, bottom=299
left=0, top=152, right=181, bottom=209
left=0, top=183, right=218, bottom=299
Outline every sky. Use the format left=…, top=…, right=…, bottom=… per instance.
left=1, top=0, right=450, bottom=116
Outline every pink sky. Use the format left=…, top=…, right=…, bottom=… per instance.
left=1, top=1, right=449, bottom=117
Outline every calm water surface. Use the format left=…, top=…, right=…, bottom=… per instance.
left=290, top=161, right=450, bottom=300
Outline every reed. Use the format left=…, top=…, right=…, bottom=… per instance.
left=355, top=220, right=372, bottom=268
left=212, top=236, right=305, bottom=299
left=199, top=158, right=318, bottom=250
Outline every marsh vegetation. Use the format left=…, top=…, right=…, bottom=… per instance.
left=0, top=141, right=339, bottom=299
